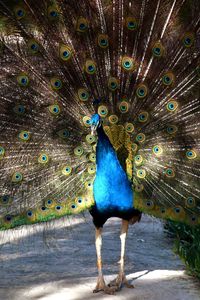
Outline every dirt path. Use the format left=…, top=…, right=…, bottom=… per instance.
left=0, top=214, right=199, bottom=300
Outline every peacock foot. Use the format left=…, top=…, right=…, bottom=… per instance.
left=108, top=273, right=134, bottom=291
left=93, top=275, right=116, bottom=294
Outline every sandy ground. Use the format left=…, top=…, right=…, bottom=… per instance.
left=0, top=214, right=199, bottom=300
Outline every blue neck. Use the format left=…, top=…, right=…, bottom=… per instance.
left=96, top=125, right=117, bottom=168
left=93, top=124, right=134, bottom=213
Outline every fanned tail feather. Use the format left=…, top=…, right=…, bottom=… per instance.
left=0, top=0, right=199, bottom=229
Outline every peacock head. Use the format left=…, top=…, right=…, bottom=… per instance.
left=90, top=114, right=101, bottom=135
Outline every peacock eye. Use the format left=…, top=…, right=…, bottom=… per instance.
left=78, top=88, right=89, bottom=101
left=165, top=167, right=175, bottom=178
left=189, top=215, right=197, bottom=224
left=108, top=77, right=119, bottom=91
left=11, top=172, right=23, bottom=183
left=18, top=130, right=31, bottom=142
left=27, top=40, right=39, bottom=54
left=160, top=207, right=166, bottom=214
left=2, top=196, right=8, bottom=203
left=85, top=181, right=93, bottom=190
left=5, top=215, right=12, bottom=222
left=98, top=105, right=108, bottom=117
left=74, top=146, right=84, bottom=156
left=27, top=211, right=33, bottom=217
left=174, top=207, right=182, bottom=214
left=166, top=125, right=178, bottom=135
left=136, top=169, right=146, bottom=179
left=125, top=123, right=134, bottom=133
left=44, top=199, right=55, bottom=209
left=128, top=21, right=136, bottom=29
left=63, top=130, right=69, bottom=137
left=55, top=81, right=60, bottom=87
left=98, top=34, right=109, bottom=48
left=152, top=42, right=164, bottom=57
left=55, top=205, right=62, bottom=211
left=50, top=78, right=62, bottom=90
left=38, top=153, right=49, bottom=164
left=119, top=101, right=129, bottom=113
left=86, top=134, right=96, bottom=144
left=17, top=74, right=29, bottom=87
left=125, top=17, right=137, bottom=30
left=82, top=116, right=91, bottom=127
left=152, top=145, right=163, bottom=156
left=57, top=129, right=70, bottom=139
left=14, top=6, right=26, bottom=19
left=50, top=11, right=57, bottom=17
left=48, top=5, right=59, bottom=20
left=135, top=184, right=144, bottom=192
left=136, top=133, right=145, bottom=143
left=89, top=153, right=96, bottom=162
left=41, top=206, right=47, bottom=211
left=121, top=56, right=135, bottom=71
left=132, top=143, right=138, bottom=152
left=182, top=33, right=194, bottom=48
left=109, top=115, right=119, bottom=124
left=155, top=48, right=160, bottom=55
left=87, top=164, right=96, bottom=174
left=186, top=150, right=197, bottom=159
left=138, top=111, right=149, bottom=123
left=185, top=197, right=195, bottom=207
left=166, top=100, right=178, bottom=112
left=63, top=51, right=68, bottom=57
left=0, top=195, right=12, bottom=206
left=13, top=104, right=25, bottom=115
left=0, top=146, right=5, bottom=159
left=187, top=197, right=194, bottom=205
left=71, top=204, right=76, bottom=209
left=76, top=17, right=89, bottom=33
left=62, top=165, right=72, bottom=176
left=31, top=44, right=36, bottom=50
left=162, top=72, right=175, bottom=86
left=145, top=200, right=154, bottom=208
left=48, top=104, right=61, bottom=116
left=134, top=155, right=143, bottom=166
left=17, top=10, right=24, bottom=17
left=85, top=60, right=96, bottom=75
left=100, top=39, right=107, bottom=46
left=44, top=199, right=55, bottom=208
left=80, top=23, right=86, bottom=30
left=59, top=44, right=73, bottom=61
left=136, top=84, right=148, bottom=98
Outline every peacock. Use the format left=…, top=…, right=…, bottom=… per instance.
left=0, top=0, right=200, bottom=294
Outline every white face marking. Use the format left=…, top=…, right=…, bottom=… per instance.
left=91, top=123, right=98, bottom=135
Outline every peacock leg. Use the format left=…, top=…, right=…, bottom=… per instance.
left=93, top=227, right=116, bottom=294
left=108, top=219, right=134, bottom=290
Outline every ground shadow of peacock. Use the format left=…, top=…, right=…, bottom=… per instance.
left=0, top=214, right=186, bottom=300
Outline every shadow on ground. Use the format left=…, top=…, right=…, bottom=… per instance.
left=0, top=214, right=199, bottom=300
